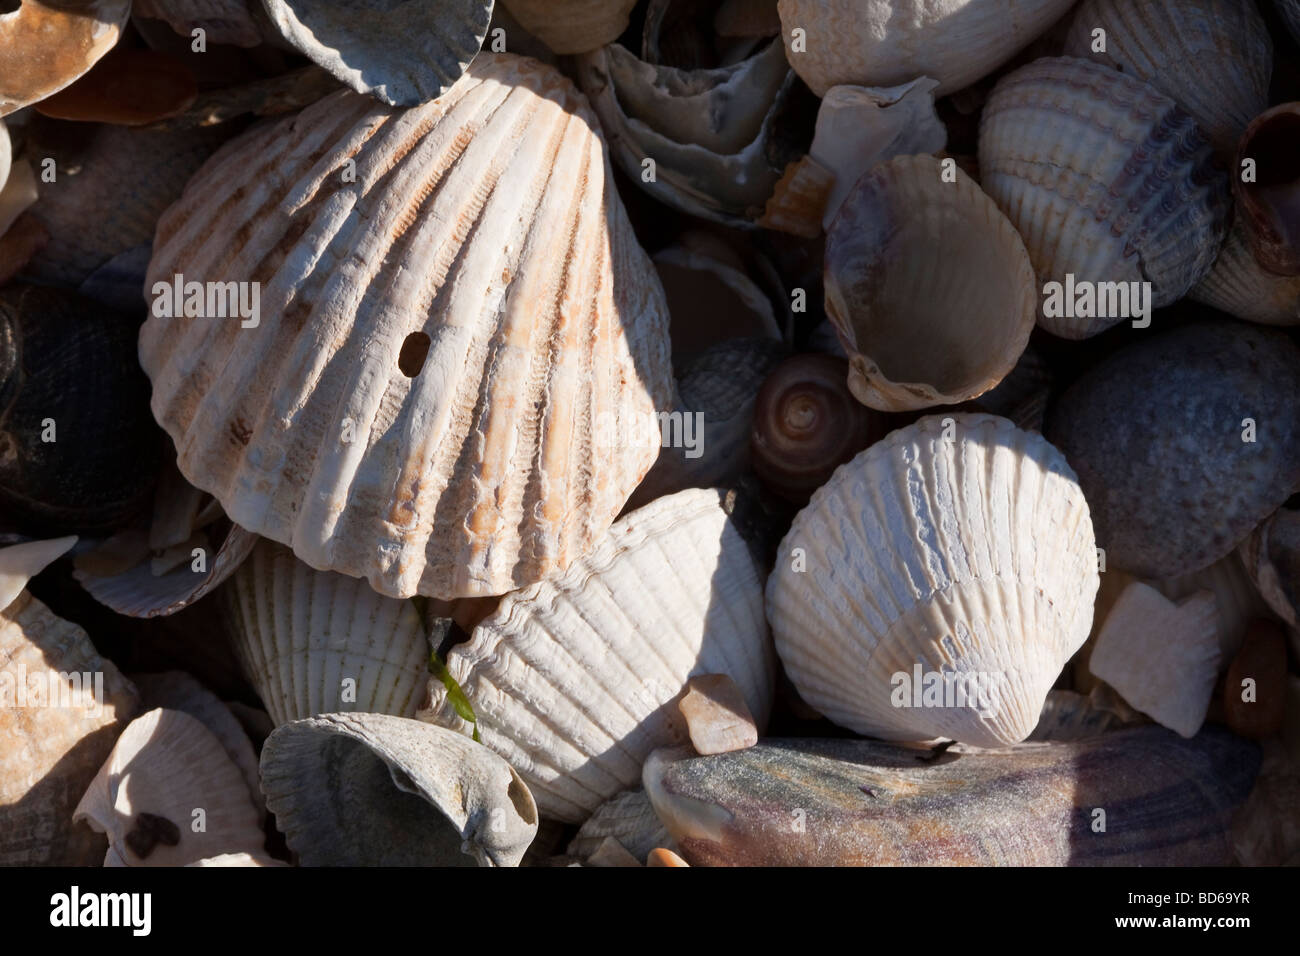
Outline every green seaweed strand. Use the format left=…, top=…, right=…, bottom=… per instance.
left=411, top=596, right=481, bottom=743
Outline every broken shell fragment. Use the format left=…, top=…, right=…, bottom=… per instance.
left=1234, top=103, right=1300, bottom=277
left=259, top=0, right=493, bottom=106
left=1061, top=0, right=1273, bottom=154
left=73, top=708, right=265, bottom=866
left=824, top=154, right=1036, bottom=411
left=567, top=789, right=671, bottom=863
left=1087, top=582, right=1221, bottom=738
left=223, top=539, right=436, bottom=727
left=1154, top=550, right=1273, bottom=663
left=647, top=847, right=689, bottom=867
left=679, top=674, right=759, bottom=755
left=260, top=712, right=538, bottom=866
left=767, top=414, right=1099, bottom=747
left=0, top=0, right=132, bottom=116
left=1046, top=321, right=1300, bottom=578
left=776, top=0, right=1079, bottom=97
left=979, top=57, right=1229, bottom=338
left=643, top=727, right=1259, bottom=865
left=501, top=0, right=637, bottom=55
left=422, top=488, right=776, bottom=823
left=1190, top=210, right=1300, bottom=325
left=140, top=54, right=672, bottom=600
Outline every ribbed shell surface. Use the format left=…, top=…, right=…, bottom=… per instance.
left=223, top=539, right=430, bottom=727
left=422, top=488, right=775, bottom=823
left=139, top=53, right=673, bottom=600
left=979, top=57, right=1229, bottom=338
left=766, top=414, right=1099, bottom=747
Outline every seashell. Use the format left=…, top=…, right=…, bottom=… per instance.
left=1222, top=621, right=1287, bottom=740
left=678, top=674, right=759, bottom=756
left=585, top=836, right=642, bottom=867
left=1072, top=566, right=1137, bottom=694
left=756, top=155, right=834, bottom=238
left=260, top=712, right=539, bottom=866
left=140, top=54, right=673, bottom=600
left=1190, top=208, right=1300, bottom=324
left=715, top=0, right=782, bottom=38
left=567, top=789, right=671, bottom=863
left=0, top=284, right=164, bottom=536
left=824, top=155, right=1036, bottom=411
left=627, top=338, right=786, bottom=512
left=776, top=0, right=1080, bottom=97
left=1233, top=103, right=1300, bottom=276
left=1061, top=0, right=1273, bottom=153
left=979, top=57, right=1230, bottom=338
left=421, top=488, right=776, bottom=823
left=1028, top=688, right=1135, bottom=741
left=259, top=0, right=493, bottom=106
left=1087, top=582, right=1220, bottom=738
left=643, top=726, right=1260, bottom=865
left=139, top=65, right=346, bottom=133
left=575, top=38, right=805, bottom=227
left=808, top=79, right=947, bottom=229
left=0, top=0, right=132, bottom=116
left=1153, top=550, right=1274, bottom=663
left=23, top=119, right=228, bottom=287
left=501, top=0, right=637, bottom=55
left=967, top=344, right=1053, bottom=432
left=73, top=708, right=266, bottom=865
left=1, top=543, right=139, bottom=865
left=223, top=539, right=436, bottom=727
left=1046, top=321, right=1300, bottom=578
left=749, top=352, right=889, bottom=505
left=34, top=48, right=198, bottom=127
left=134, top=0, right=263, bottom=48
left=766, top=414, right=1099, bottom=747
left=647, top=847, right=689, bottom=866
left=1239, top=507, right=1300, bottom=629
left=0, top=158, right=38, bottom=241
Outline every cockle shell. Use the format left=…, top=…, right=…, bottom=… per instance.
left=0, top=0, right=132, bottom=116
left=422, top=488, right=776, bottom=823
left=1233, top=103, right=1300, bottom=277
left=766, top=414, right=1099, bottom=747
left=259, top=0, right=493, bottom=106
left=776, top=0, right=1079, bottom=97
left=1191, top=209, right=1300, bottom=325
left=260, top=712, right=539, bottom=866
left=824, top=154, right=1037, bottom=411
left=1, top=560, right=139, bottom=864
left=73, top=707, right=266, bottom=865
left=567, top=789, right=671, bottom=863
left=979, top=57, right=1229, bottom=338
left=1046, top=321, right=1300, bottom=578
left=643, top=727, right=1259, bottom=865
left=223, top=539, right=436, bottom=727
left=140, top=54, right=673, bottom=600
left=134, top=0, right=263, bottom=48
left=1061, top=0, right=1273, bottom=153
left=501, top=0, right=637, bottom=55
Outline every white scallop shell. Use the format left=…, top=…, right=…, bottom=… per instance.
left=766, top=414, right=1099, bottom=747
left=979, top=56, right=1229, bottom=338
left=421, top=487, right=775, bottom=823
left=140, top=54, right=673, bottom=601
left=223, top=539, right=432, bottom=727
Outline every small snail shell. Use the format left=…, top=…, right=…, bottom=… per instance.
left=1234, top=103, right=1300, bottom=276
left=750, top=353, right=888, bottom=504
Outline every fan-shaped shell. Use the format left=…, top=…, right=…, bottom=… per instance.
left=824, top=154, right=1037, bottom=411
left=502, top=0, right=637, bottom=55
left=1061, top=0, right=1273, bottom=153
left=567, top=788, right=671, bottom=862
left=260, top=712, right=539, bottom=866
left=421, top=487, right=776, bottom=823
left=223, top=539, right=435, bottom=727
left=776, top=0, right=1079, bottom=97
left=259, top=0, right=493, bottom=106
left=979, top=56, right=1229, bottom=338
left=140, top=53, right=672, bottom=600
left=1191, top=210, right=1300, bottom=325
left=0, top=0, right=131, bottom=116
left=766, top=414, right=1099, bottom=747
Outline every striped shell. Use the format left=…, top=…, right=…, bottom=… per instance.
left=140, top=54, right=673, bottom=600
left=421, top=488, right=775, bottom=823
left=223, top=539, right=434, bottom=727
left=766, top=414, right=1099, bottom=747
left=1062, top=0, right=1273, bottom=153
left=979, top=56, right=1230, bottom=338
left=1190, top=210, right=1300, bottom=325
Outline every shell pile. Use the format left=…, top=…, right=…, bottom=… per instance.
left=3, top=0, right=1298, bottom=870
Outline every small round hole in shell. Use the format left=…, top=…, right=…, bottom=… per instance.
left=397, top=331, right=431, bottom=378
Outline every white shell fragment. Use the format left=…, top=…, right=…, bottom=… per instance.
left=422, top=488, right=776, bottom=823
left=260, top=712, right=539, bottom=866
left=767, top=414, right=1099, bottom=747
left=679, top=674, right=759, bottom=755
left=0, top=535, right=77, bottom=611
left=1087, top=582, right=1221, bottom=738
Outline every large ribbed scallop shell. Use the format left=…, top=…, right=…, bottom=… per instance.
left=1062, top=0, right=1272, bottom=153
left=223, top=539, right=434, bottom=727
left=776, top=0, right=1079, bottom=97
left=1191, top=211, right=1300, bottom=325
left=1, top=590, right=139, bottom=865
left=766, top=414, right=1099, bottom=747
left=502, top=0, right=637, bottom=54
left=979, top=57, right=1229, bottom=338
left=421, top=488, right=775, bottom=823
left=140, top=54, right=672, bottom=601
